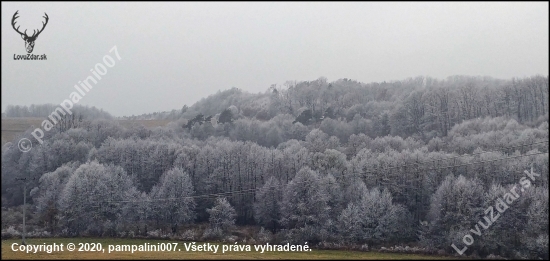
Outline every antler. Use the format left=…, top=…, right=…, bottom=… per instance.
left=11, top=10, right=27, bottom=37
left=32, top=13, right=49, bottom=38
left=11, top=11, right=49, bottom=39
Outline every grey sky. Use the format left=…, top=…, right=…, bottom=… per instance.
left=2, top=2, right=548, bottom=117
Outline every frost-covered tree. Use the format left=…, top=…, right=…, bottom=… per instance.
left=59, top=161, right=135, bottom=236
left=305, top=129, right=333, bottom=153
left=343, top=178, right=368, bottom=205
left=321, top=173, right=343, bottom=220
left=254, top=176, right=282, bottom=231
left=337, top=187, right=413, bottom=244
left=207, top=197, right=237, bottom=233
left=32, top=162, right=78, bottom=234
left=218, top=108, right=233, bottom=124
left=280, top=167, right=330, bottom=243
left=422, top=175, right=485, bottom=252
left=346, top=133, right=372, bottom=157
left=359, top=187, right=412, bottom=244
left=150, top=167, right=196, bottom=230
left=337, top=202, right=362, bottom=243
left=523, top=187, right=549, bottom=259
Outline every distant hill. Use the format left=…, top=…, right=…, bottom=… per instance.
left=4, top=104, right=113, bottom=120
left=129, top=75, right=549, bottom=141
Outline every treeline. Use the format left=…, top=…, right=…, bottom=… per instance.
left=158, top=75, right=548, bottom=142
left=4, top=104, right=113, bottom=120
left=1, top=75, right=548, bottom=259
left=118, top=106, right=187, bottom=121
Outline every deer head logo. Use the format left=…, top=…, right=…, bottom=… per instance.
left=11, top=10, right=49, bottom=53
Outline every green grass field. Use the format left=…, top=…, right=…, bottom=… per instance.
left=2, top=238, right=461, bottom=259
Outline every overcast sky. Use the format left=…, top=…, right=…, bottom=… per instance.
left=2, top=2, right=548, bottom=117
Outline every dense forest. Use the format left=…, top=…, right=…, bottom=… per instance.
left=2, top=75, right=548, bottom=259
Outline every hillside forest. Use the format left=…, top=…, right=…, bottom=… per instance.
left=2, top=75, right=548, bottom=259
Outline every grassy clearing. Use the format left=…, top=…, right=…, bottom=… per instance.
left=1, top=118, right=43, bottom=146
left=2, top=238, right=461, bottom=259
